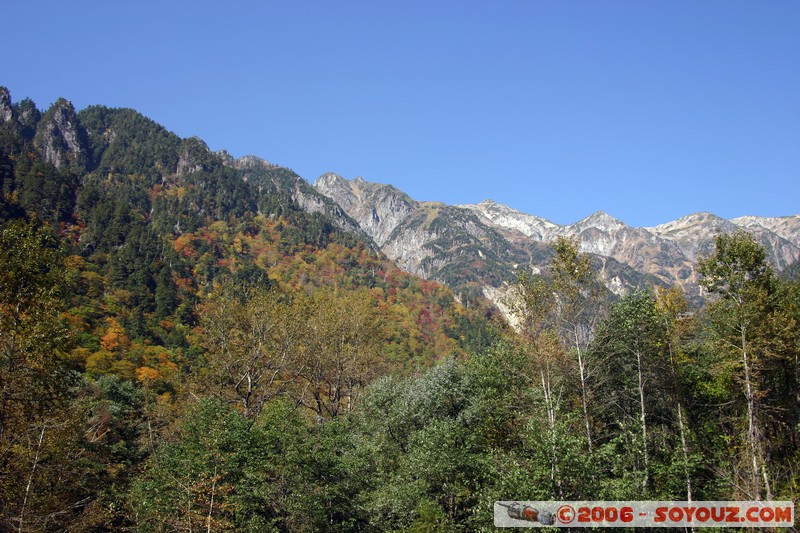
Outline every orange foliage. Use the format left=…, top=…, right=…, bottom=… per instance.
left=100, top=318, right=130, bottom=352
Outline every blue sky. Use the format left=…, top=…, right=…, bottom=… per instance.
left=3, top=1, right=798, bottom=226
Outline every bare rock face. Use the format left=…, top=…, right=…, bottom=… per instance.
left=731, top=215, right=800, bottom=252
left=315, top=174, right=543, bottom=300
left=315, top=174, right=416, bottom=246
left=0, top=87, right=14, bottom=123
left=218, top=152, right=277, bottom=172
left=33, top=98, right=86, bottom=169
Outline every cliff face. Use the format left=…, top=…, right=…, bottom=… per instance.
left=314, top=175, right=800, bottom=306
left=33, top=98, right=87, bottom=170
left=315, top=173, right=417, bottom=247
left=0, top=87, right=14, bottom=123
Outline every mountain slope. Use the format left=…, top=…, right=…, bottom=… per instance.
left=1, top=87, right=494, bottom=374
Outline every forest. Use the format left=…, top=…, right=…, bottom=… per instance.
left=1, top=90, right=799, bottom=531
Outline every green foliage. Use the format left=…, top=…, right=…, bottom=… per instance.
left=77, top=106, right=181, bottom=179
left=130, top=397, right=315, bottom=532
left=0, top=219, right=82, bottom=530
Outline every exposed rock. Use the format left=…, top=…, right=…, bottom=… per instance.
left=461, top=199, right=557, bottom=240
left=315, top=173, right=416, bottom=246
left=0, top=87, right=14, bottom=123
left=177, top=137, right=215, bottom=175
left=731, top=214, right=800, bottom=244
left=218, top=151, right=277, bottom=172
left=32, top=98, right=86, bottom=169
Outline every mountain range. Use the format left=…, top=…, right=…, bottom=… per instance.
left=3, top=86, right=798, bottom=313
left=314, top=173, right=800, bottom=308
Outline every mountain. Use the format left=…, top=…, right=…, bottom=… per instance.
left=0, top=87, right=496, bottom=374
left=315, top=175, right=800, bottom=306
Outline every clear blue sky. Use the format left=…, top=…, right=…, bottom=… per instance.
left=3, top=1, right=798, bottom=226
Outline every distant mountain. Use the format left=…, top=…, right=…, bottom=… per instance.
left=315, top=175, right=800, bottom=307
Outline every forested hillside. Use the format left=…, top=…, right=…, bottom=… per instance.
left=1, top=88, right=798, bottom=531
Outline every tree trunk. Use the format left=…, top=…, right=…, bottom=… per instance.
left=676, top=403, right=693, bottom=502
left=574, top=331, right=593, bottom=452
left=636, top=349, right=649, bottom=491
left=741, top=326, right=771, bottom=499
left=19, top=425, right=46, bottom=533
left=541, top=369, right=561, bottom=497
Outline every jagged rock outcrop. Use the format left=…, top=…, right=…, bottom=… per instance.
left=177, top=137, right=217, bottom=175
left=0, top=87, right=14, bottom=123
left=32, top=98, right=86, bottom=169
left=218, top=151, right=277, bottom=172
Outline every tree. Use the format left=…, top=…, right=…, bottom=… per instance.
left=591, top=290, right=671, bottom=493
left=509, top=238, right=604, bottom=453
left=298, top=288, right=385, bottom=420
left=0, top=220, right=78, bottom=530
left=549, top=237, right=605, bottom=452
left=655, top=285, right=696, bottom=502
left=698, top=232, right=796, bottom=500
left=199, top=285, right=306, bottom=424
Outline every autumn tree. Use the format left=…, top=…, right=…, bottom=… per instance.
left=510, top=237, right=604, bottom=452
left=298, top=288, right=385, bottom=420
left=199, top=285, right=307, bottom=424
left=655, top=285, right=696, bottom=501
left=549, top=237, right=605, bottom=451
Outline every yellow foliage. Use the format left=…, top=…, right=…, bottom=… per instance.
left=86, top=350, right=115, bottom=376
left=136, top=366, right=160, bottom=382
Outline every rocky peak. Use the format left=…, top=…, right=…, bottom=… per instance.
left=236, top=155, right=275, bottom=170
left=215, top=149, right=235, bottom=167
left=648, top=212, right=727, bottom=233
left=314, top=173, right=358, bottom=210
left=177, top=137, right=216, bottom=175
left=33, top=98, right=86, bottom=169
left=314, top=173, right=416, bottom=246
left=572, top=211, right=626, bottom=233
left=315, top=172, right=350, bottom=191
left=0, top=87, right=14, bottom=123
left=460, top=199, right=557, bottom=240
left=312, top=175, right=800, bottom=311
left=218, top=151, right=276, bottom=172
left=731, top=214, right=800, bottom=243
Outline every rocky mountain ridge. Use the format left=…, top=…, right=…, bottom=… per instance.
left=314, top=174, right=800, bottom=305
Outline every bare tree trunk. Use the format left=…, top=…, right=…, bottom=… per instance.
left=665, top=312, right=694, bottom=505
left=574, top=329, right=593, bottom=452
left=541, top=369, right=561, bottom=497
left=676, top=403, right=693, bottom=502
left=741, top=326, right=771, bottom=499
left=206, top=464, right=217, bottom=533
left=742, top=328, right=760, bottom=499
left=636, top=349, right=649, bottom=491
left=18, top=425, right=46, bottom=533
